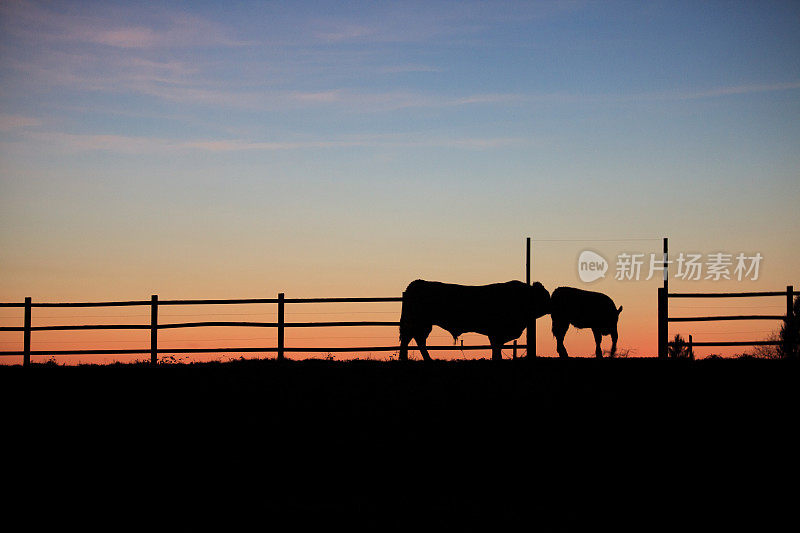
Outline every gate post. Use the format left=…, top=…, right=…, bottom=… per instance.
left=786, top=285, right=795, bottom=358
left=663, top=237, right=668, bottom=292
left=658, top=287, right=667, bottom=359
left=526, top=237, right=536, bottom=358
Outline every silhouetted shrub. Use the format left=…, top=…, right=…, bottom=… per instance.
left=668, top=334, right=691, bottom=359
left=748, top=332, right=781, bottom=359
left=608, top=347, right=633, bottom=358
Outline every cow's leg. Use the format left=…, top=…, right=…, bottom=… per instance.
left=413, top=325, right=433, bottom=361
left=489, top=336, right=503, bottom=361
left=399, top=329, right=412, bottom=361
left=552, top=318, right=569, bottom=358
left=609, top=330, right=618, bottom=357
left=592, top=328, right=603, bottom=358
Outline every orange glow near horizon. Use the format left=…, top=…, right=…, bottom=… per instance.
left=1, top=261, right=792, bottom=365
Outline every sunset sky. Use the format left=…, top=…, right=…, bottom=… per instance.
left=1, top=0, right=798, bottom=363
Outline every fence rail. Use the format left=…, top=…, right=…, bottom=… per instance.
left=0, top=344, right=526, bottom=357
left=658, top=285, right=797, bottom=358
left=1, top=293, right=528, bottom=365
left=668, top=315, right=784, bottom=322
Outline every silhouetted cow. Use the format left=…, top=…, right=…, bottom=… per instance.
left=550, top=286, right=622, bottom=358
left=399, top=279, right=550, bottom=361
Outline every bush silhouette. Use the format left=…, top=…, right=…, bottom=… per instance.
left=668, top=334, right=691, bottom=359
left=749, top=332, right=780, bottom=359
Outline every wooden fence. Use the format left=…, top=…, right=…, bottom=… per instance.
left=0, top=294, right=529, bottom=366
left=658, top=285, right=797, bottom=358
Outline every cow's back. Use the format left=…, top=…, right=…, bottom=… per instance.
left=402, top=280, right=530, bottom=338
left=551, top=286, right=617, bottom=329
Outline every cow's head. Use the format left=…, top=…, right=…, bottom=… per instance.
left=530, top=282, right=550, bottom=318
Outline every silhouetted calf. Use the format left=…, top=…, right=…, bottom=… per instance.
left=399, top=279, right=550, bottom=361
left=550, top=286, right=622, bottom=358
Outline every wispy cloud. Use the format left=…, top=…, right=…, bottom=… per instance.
left=0, top=114, right=42, bottom=131
left=23, top=131, right=184, bottom=154
left=313, top=23, right=377, bottom=43
left=654, top=81, right=800, bottom=101
left=1, top=0, right=250, bottom=49
left=378, top=64, right=442, bottom=74
left=2, top=46, right=533, bottom=112
left=303, top=1, right=587, bottom=45
left=16, top=130, right=530, bottom=154
left=184, top=135, right=528, bottom=152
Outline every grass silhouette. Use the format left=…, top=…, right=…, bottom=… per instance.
left=3, top=357, right=796, bottom=528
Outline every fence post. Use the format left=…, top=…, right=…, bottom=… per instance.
left=658, top=287, right=667, bottom=359
left=23, top=297, right=31, bottom=367
left=150, top=295, right=158, bottom=365
left=786, top=285, right=795, bottom=358
left=513, top=339, right=517, bottom=360
left=688, top=334, right=694, bottom=360
left=277, top=292, right=285, bottom=361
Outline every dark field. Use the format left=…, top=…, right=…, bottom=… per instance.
left=3, top=357, right=798, bottom=529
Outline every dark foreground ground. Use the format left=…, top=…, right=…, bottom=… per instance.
left=3, top=357, right=798, bottom=530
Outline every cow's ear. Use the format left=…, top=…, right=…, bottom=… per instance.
left=617, top=306, right=623, bottom=315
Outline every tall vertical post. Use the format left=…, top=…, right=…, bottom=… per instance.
left=150, top=295, right=158, bottom=365
left=688, top=334, right=694, bottom=360
left=526, top=237, right=531, bottom=286
left=23, top=297, right=31, bottom=367
left=658, top=287, right=667, bottom=359
left=277, top=292, right=285, bottom=361
left=786, top=285, right=795, bottom=358
left=526, top=237, right=536, bottom=358
left=661, top=238, right=669, bottom=359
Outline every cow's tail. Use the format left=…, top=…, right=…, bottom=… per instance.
left=399, top=280, right=423, bottom=342
left=398, top=289, right=414, bottom=361
left=399, top=298, right=407, bottom=343
left=399, top=288, right=412, bottom=343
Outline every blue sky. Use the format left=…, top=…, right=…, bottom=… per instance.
left=1, top=1, right=799, bottom=357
